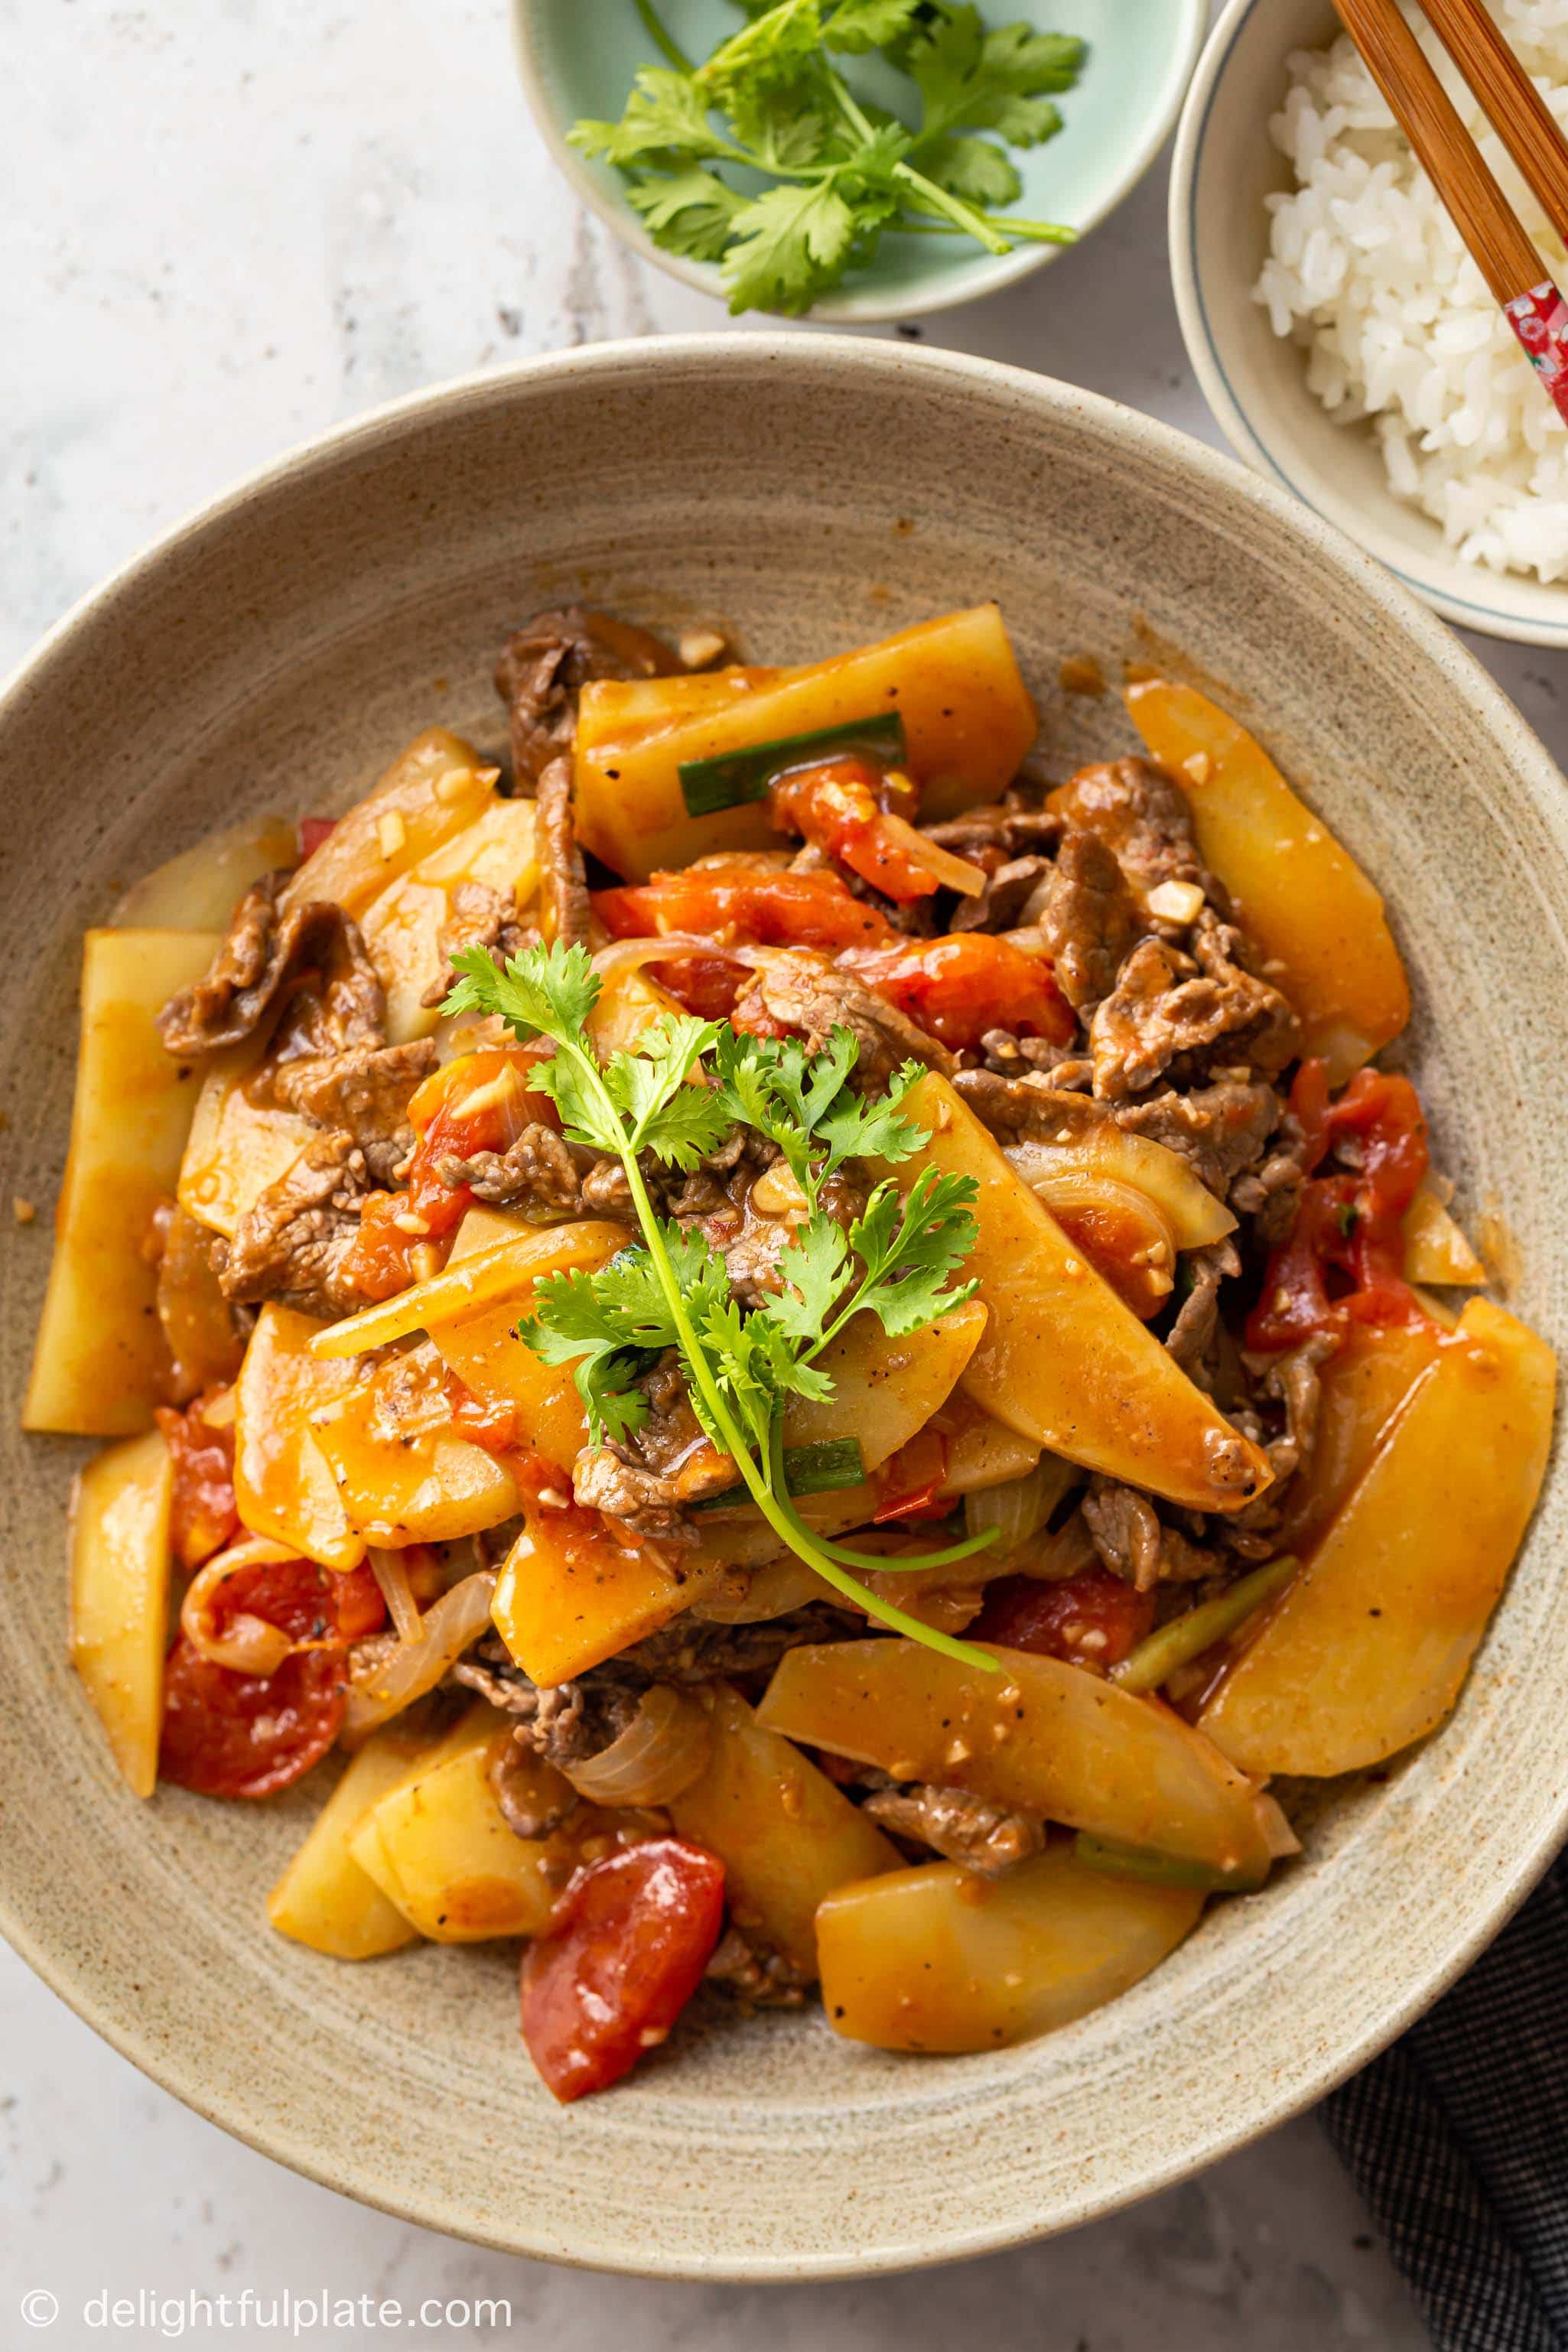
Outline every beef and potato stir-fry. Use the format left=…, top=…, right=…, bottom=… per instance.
left=26, top=603, right=1554, bottom=2101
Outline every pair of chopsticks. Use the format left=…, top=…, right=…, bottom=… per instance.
left=1335, top=0, right=1568, bottom=422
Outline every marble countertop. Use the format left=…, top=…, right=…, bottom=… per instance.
left=7, top=3, right=1562, bottom=2344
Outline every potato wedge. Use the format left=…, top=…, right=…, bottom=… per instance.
left=1273, top=1319, right=1445, bottom=1556
left=587, top=964, right=691, bottom=1053
left=816, top=1846, right=1203, bottom=2053
left=492, top=1502, right=729, bottom=1686
left=68, top=1427, right=173, bottom=1797
left=575, top=606, right=1037, bottom=880
left=309, top=1342, right=519, bottom=1545
left=308, top=1216, right=629, bottom=1363
left=1125, top=678, right=1410, bottom=1085
left=669, top=1685, right=898, bottom=1973
left=233, top=1304, right=366, bottom=1570
left=177, top=1040, right=320, bottom=1240
left=781, top=1298, right=987, bottom=1475
left=359, top=798, right=538, bottom=1043
left=111, top=815, right=298, bottom=931
left=267, top=1727, right=428, bottom=1959
left=24, top=929, right=220, bottom=1436
left=348, top=1706, right=575, bottom=1942
left=280, top=729, right=496, bottom=919
left=1403, top=1183, right=1486, bottom=1287
left=761, top=1638, right=1274, bottom=1882
left=1199, top=1299, right=1556, bottom=1776
left=870, top=1074, right=1271, bottom=1514
left=428, top=1224, right=631, bottom=1472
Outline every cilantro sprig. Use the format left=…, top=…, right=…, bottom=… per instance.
left=569, top=0, right=1085, bottom=317
left=444, top=940, right=1000, bottom=1668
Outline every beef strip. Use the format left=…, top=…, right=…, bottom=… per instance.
left=919, top=799, right=1062, bottom=860
left=1082, top=1475, right=1218, bottom=1590
left=494, top=605, right=678, bottom=791
left=1225, top=1333, right=1341, bottom=1536
left=1164, top=1238, right=1241, bottom=1378
left=613, top=1604, right=856, bottom=1683
left=268, top=1037, right=434, bottom=1186
left=948, top=854, right=1052, bottom=936
left=420, top=879, right=530, bottom=1009
left=859, top=1775, right=1046, bottom=1878
left=437, top=1121, right=584, bottom=1218
left=704, top=1925, right=812, bottom=2009
left=1031, top=828, right=1140, bottom=1010
left=532, top=753, right=591, bottom=950
left=158, top=877, right=385, bottom=1058
left=1116, top=1078, right=1282, bottom=1202
left=1049, top=757, right=1200, bottom=897
left=490, top=1737, right=580, bottom=1840
left=731, top=951, right=958, bottom=1090
left=213, top=1130, right=373, bottom=1318
left=512, top=1680, right=642, bottom=1775
left=1090, top=922, right=1297, bottom=1101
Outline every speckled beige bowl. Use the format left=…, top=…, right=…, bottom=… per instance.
left=2, top=337, right=1566, bottom=2279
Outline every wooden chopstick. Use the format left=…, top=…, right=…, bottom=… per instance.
left=1332, top=0, right=1568, bottom=426
left=1417, top=0, right=1568, bottom=255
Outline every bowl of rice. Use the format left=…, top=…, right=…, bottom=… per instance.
left=1170, top=0, right=1568, bottom=646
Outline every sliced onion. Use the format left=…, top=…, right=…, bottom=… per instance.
left=873, top=809, right=988, bottom=898
left=561, top=1686, right=712, bottom=1807
left=181, top=1535, right=301, bottom=1674
left=964, top=1453, right=1082, bottom=1559
left=368, top=1547, right=424, bottom=1646
left=691, top=1557, right=825, bottom=1624
left=1011, top=1507, right=1100, bottom=1584
left=590, top=932, right=770, bottom=989
left=340, top=1567, right=497, bottom=1747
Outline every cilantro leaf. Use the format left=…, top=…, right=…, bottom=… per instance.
left=515, top=1267, right=651, bottom=1447
left=568, top=67, right=730, bottom=167
left=812, top=1056, right=929, bottom=1173
left=762, top=1211, right=851, bottom=1348
left=701, top=0, right=825, bottom=99
left=721, top=178, right=858, bottom=315
left=627, top=165, right=749, bottom=261
left=906, top=10, right=1085, bottom=149
left=600, top=1010, right=730, bottom=1165
left=919, top=132, right=1021, bottom=209
left=842, top=1169, right=981, bottom=1339
left=823, top=0, right=922, bottom=54
left=444, top=939, right=600, bottom=1048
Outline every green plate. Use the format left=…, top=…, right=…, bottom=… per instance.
left=512, top=0, right=1207, bottom=320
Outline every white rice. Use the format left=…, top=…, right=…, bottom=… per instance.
left=1256, top=0, right=1568, bottom=581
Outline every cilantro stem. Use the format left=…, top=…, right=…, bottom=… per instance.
left=892, top=162, right=1011, bottom=256
left=633, top=0, right=692, bottom=73
left=808, top=1522, right=1000, bottom=1574
left=889, top=214, right=1078, bottom=246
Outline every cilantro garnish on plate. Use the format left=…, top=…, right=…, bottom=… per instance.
left=568, top=0, right=1085, bottom=317
left=445, top=939, right=1000, bottom=1667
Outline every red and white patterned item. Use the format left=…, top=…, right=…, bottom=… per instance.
left=1504, top=279, right=1568, bottom=427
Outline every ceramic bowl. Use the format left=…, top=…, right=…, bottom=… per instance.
left=1171, top=0, right=1568, bottom=649
left=4, top=336, right=1567, bottom=2279
left=511, top=0, right=1206, bottom=323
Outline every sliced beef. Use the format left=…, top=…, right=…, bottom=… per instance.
left=951, top=1069, right=1095, bottom=1143
left=1032, top=828, right=1140, bottom=1010
left=1049, top=757, right=1199, bottom=897
left=704, top=1924, right=812, bottom=2009
left=420, top=878, right=530, bottom=1009
left=1116, top=1078, right=1282, bottom=1202
left=1226, top=1332, right=1342, bottom=1536
left=1163, top=1238, right=1240, bottom=1378
left=948, top=854, right=1052, bottom=936
left=1082, top=1476, right=1218, bottom=1591
left=513, top=1678, right=641, bottom=1775
left=214, top=1130, right=373, bottom=1319
left=490, top=1736, right=580, bottom=1840
left=437, top=1121, right=583, bottom=1218
left=493, top=604, right=679, bottom=790
left=731, top=950, right=958, bottom=1090
left=532, top=753, right=590, bottom=950
left=1090, top=922, right=1296, bottom=1101
left=860, top=1775, right=1046, bottom=1878
left=919, top=799, right=1061, bottom=860
left=268, top=1037, right=434, bottom=1186
left=158, top=877, right=385, bottom=1059
left=615, top=1604, right=855, bottom=1684
left=150, top=1200, right=246, bottom=1403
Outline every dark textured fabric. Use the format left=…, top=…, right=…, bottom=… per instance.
left=1323, top=1850, right=1568, bottom=2352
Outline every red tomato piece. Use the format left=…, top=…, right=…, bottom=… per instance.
left=520, top=1837, right=727, bottom=2103
left=972, top=1569, right=1156, bottom=1669
left=873, top=1428, right=951, bottom=1524
left=839, top=934, right=1075, bottom=1052
left=1248, top=1060, right=1430, bottom=1349
left=444, top=1368, right=520, bottom=1456
left=296, top=815, right=338, bottom=860
left=155, top=1391, right=239, bottom=1570
left=159, top=1642, right=347, bottom=1799
left=594, top=860, right=897, bottom=955
left=768, top=757, right=934, bottom=903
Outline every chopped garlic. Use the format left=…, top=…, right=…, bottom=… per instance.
left=1147, top=878, right=1205, bottom=925
left=376, top=809, right=408, bottom=859
left=750, top=1162, right=810, bottom=1217
left=11, top=1196, right=36, bottom=1225
left=1180, top=751, right=1212, bottom=786
left=434, top=766, right=472, bottom=804
left=679, top=628, right=728, bottom=669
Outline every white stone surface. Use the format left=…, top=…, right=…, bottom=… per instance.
left=6, top=1, right=1563, bottom=2343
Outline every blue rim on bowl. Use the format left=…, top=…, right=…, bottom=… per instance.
left=512, top=0, right=1209, bottom=325
left=1169, top=0, right=1568, bottom=650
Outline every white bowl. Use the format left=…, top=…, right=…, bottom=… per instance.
left=1170, top=0, right=1568, bottom=649
left=512, top=0, right=1206, bottom=324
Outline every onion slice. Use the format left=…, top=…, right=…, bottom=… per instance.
left=963, top=1453, right=1081, bottom=1560
left=340, top=1568, right=497, bottom=1747
left=180, top=1535, right=303, bottom=1675
left=561, top=1685, right=712, bottom=1807
left=368, top=1547, right=424, bottom=1646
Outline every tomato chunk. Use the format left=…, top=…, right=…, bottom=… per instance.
left=594, top=860, right=896, bottom=955
left=972, top=1568, right=1156, bottom=1668
left=769, top=757, right=935, bottom=903
left=521, top=1837, right=727, bottom=2102
left=1248, top=1061, right=1430, bottom=1349
left=296, top=815, right=338, bottom=860
left=840, top=934, right=1075, bottom=1052
left=155, top=1391, right=239, bottom=1570
left=158, top=1555, right=384, bottom=1800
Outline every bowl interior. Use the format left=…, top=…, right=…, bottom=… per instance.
left=514, top=0, right=1205, bottom=320
left=1174, top=0, right=1568, bottom=647
left=3, top=340, right=1568, bottom=2278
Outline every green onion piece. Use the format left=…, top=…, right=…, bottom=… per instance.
left=678, top=710, right=906, bottom=817
left=690, top=1436, right=864, bottom=1513
left=1109, top=1555, right=1300, bottom=1696
left=1073, top=1834, right=1270, bottom=1894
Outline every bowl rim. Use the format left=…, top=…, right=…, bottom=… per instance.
left=5, top=331, right=1568, bottom=2275
left=507, top=0, right=1209, bottom=324
left=1168, top=0, right=1568, bottom=652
